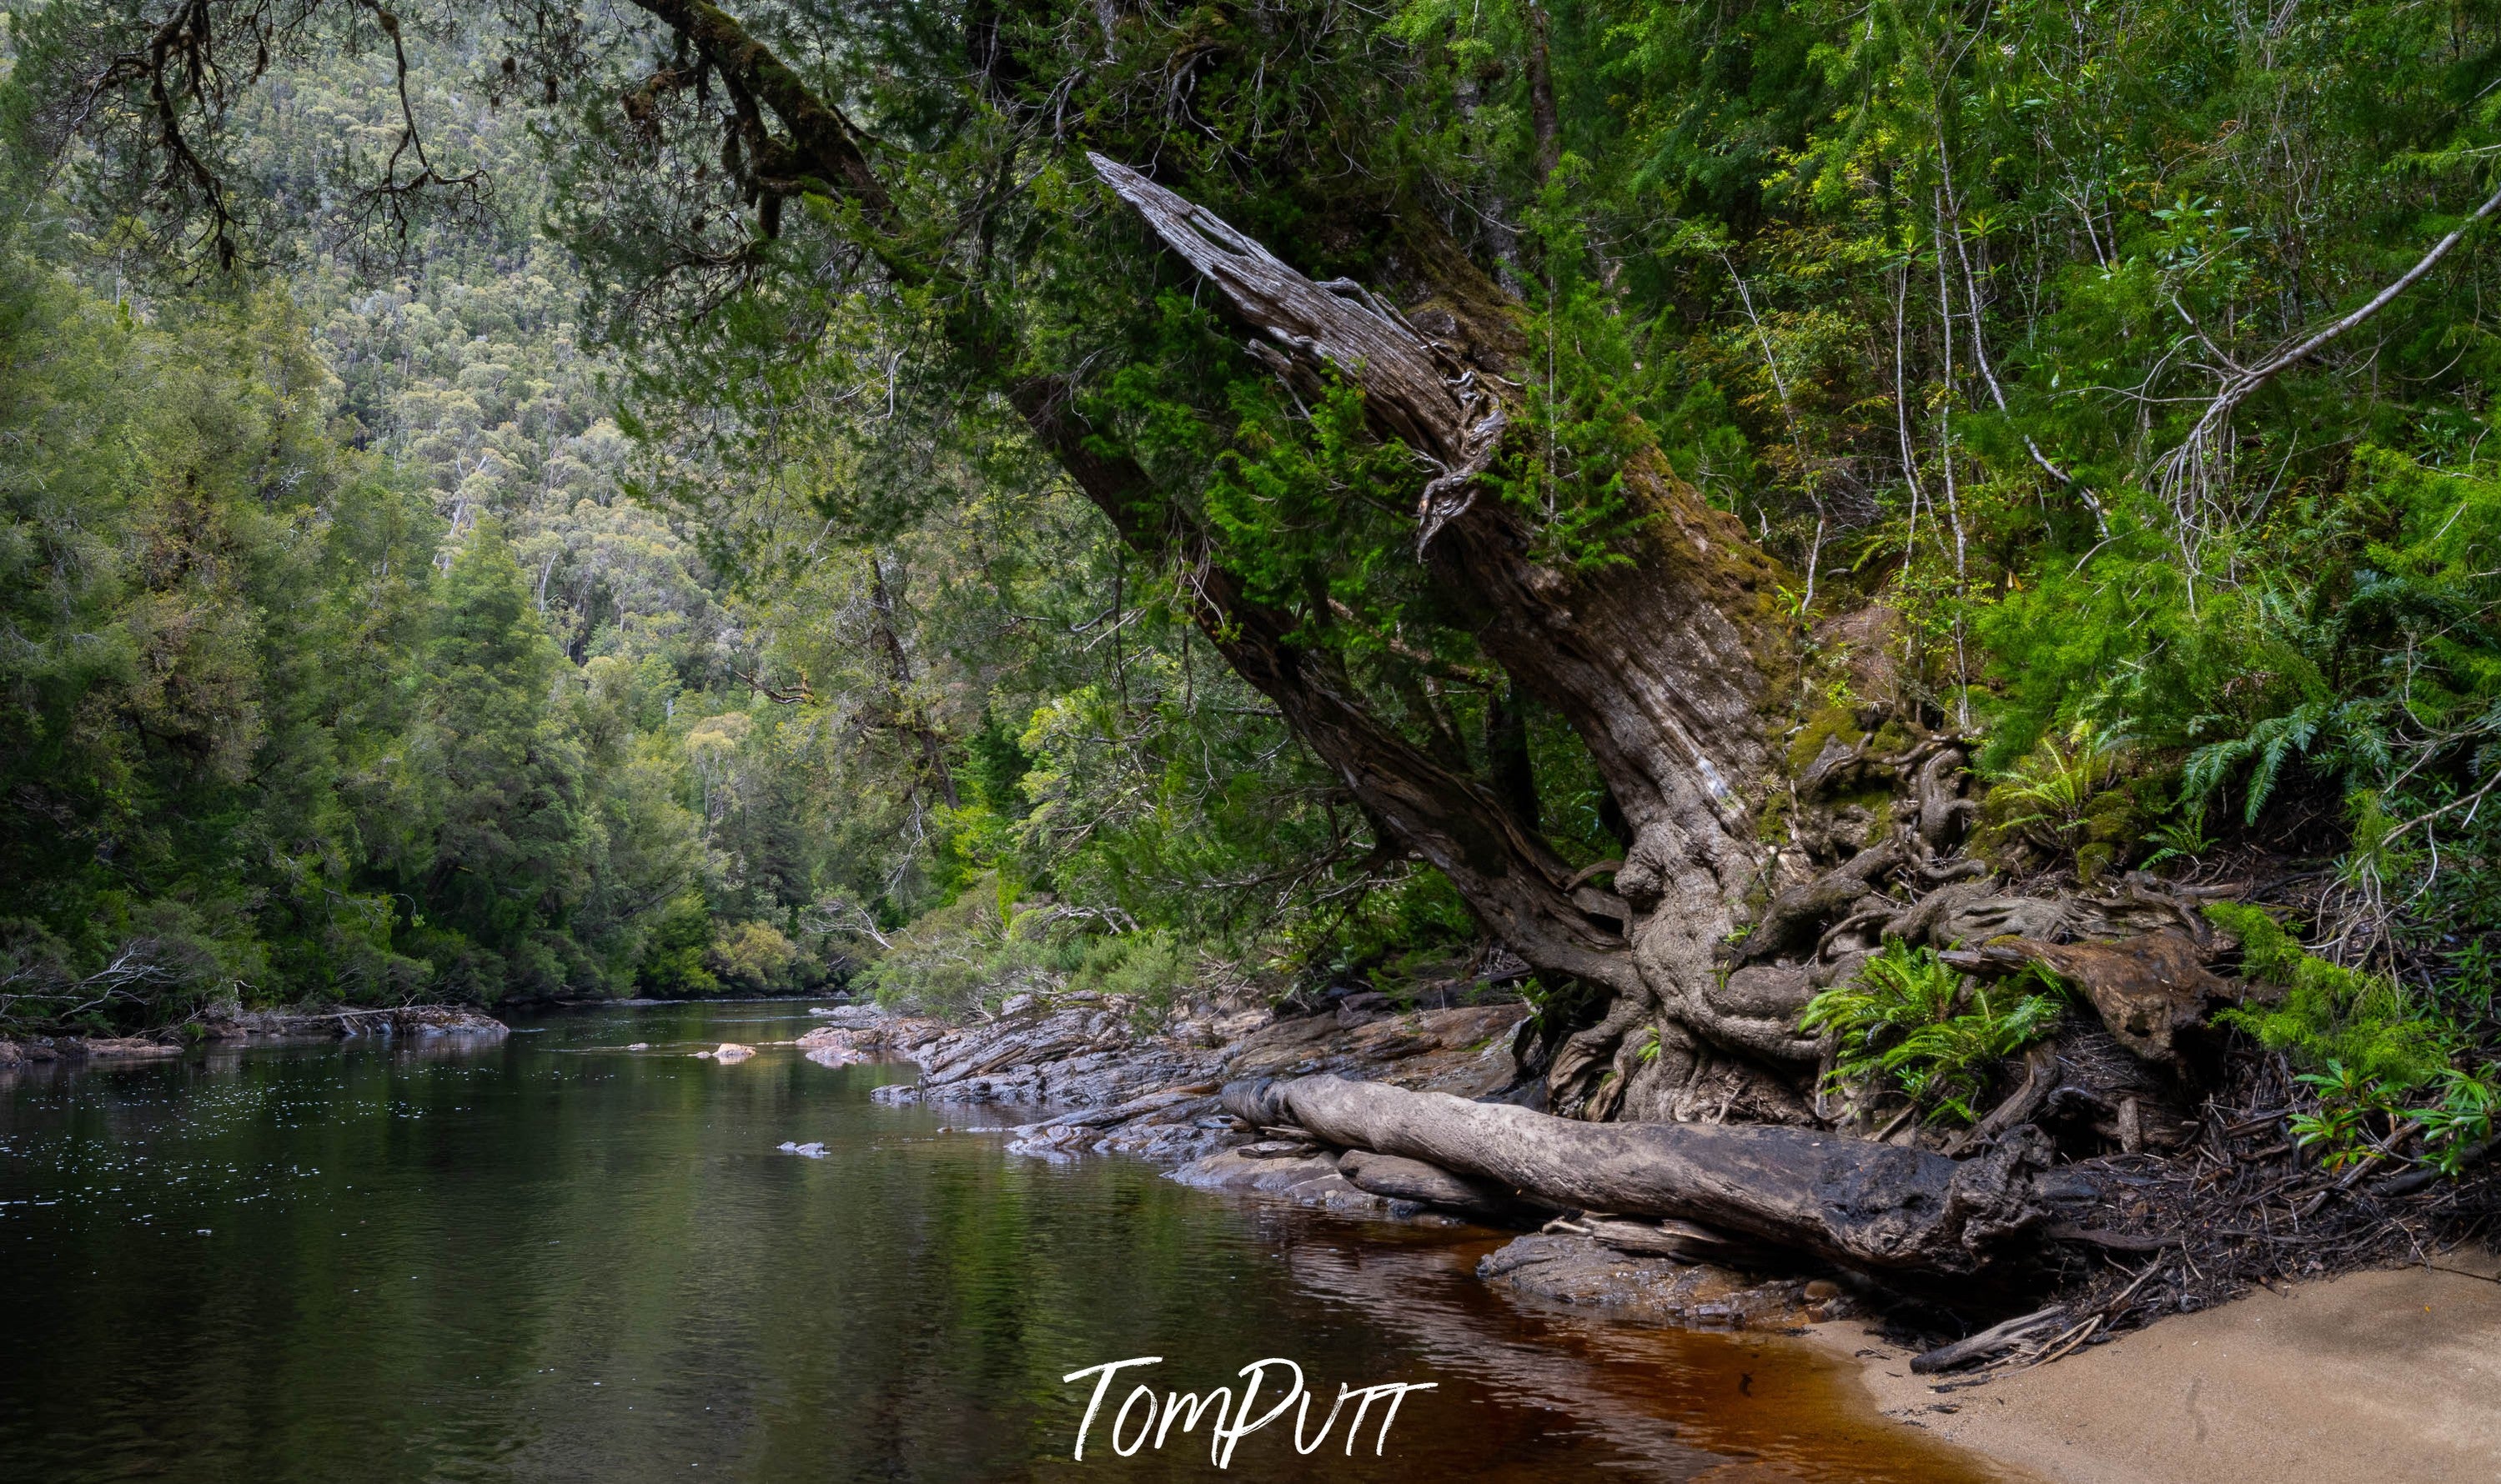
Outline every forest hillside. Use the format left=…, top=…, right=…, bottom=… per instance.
left=1, top=0, right=2496, bottom=1186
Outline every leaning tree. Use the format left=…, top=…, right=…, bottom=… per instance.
left=33, top=0, right=2134, bottom=1126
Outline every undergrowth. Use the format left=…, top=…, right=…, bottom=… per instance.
left=2206, top=901, right=2501, bottom=1177
left=2204, top=902, right=2448, bottom=1090
left=1799, top=941, right=2067, bottom=1125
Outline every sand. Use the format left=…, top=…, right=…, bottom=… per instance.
left=1813, top=1250, right=2501, bottom=1484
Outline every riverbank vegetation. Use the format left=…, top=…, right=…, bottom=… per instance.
left=0, top=0, right=2496, bottom=1218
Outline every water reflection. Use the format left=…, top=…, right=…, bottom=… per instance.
left=0, top=1006, right=2011, bottom=1481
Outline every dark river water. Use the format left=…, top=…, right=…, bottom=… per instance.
left=0, top=1004, right=2008, bottom=1482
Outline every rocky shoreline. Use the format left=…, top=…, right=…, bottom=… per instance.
left=822, top=989, right=1841, bottom=1332
left=0, top=1003, right=510, bottom=1066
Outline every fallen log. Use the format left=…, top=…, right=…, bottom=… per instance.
left=1223, top=1075, right=2050, bottom=1275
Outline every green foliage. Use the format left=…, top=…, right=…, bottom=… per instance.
left=2414, top=1065, right=2501, bottom=1176
left=2206, top=903, right=2448, bottom=1090
left=20, top=0, right=2501, bottom=1041
left=1992, top=728, right=2126, bottom=851
left=2141, top=801, right=2217, bottom=872
left=634, top=896, right=721, bottom=999
left=710, top=920, right=802, bottom=994
left=1800, top=941, right=2066, bottom=1125
left=2287, top=1062, right=2401, bottom=1173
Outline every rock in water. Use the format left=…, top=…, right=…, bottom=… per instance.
left=706, top=1043, right=757, bottom=1063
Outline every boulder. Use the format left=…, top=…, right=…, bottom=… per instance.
left=1337, top=1148, right=1524, bottom=1219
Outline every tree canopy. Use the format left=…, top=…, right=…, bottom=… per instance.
left=1, top=0, right=2495, bottom=1130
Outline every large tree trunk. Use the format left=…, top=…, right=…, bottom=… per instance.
left=1229, top=1075, right=2052, bottom=1275
left=560, top=0, right=1809, bottom=1120
left=1092, top=159, right=1810, bottom=1116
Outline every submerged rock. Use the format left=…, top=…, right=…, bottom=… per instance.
left=1478, top=1231, right=1833, bottom=1329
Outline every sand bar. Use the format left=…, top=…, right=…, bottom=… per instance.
left=1819, top=1250, right=2501, bottom=1484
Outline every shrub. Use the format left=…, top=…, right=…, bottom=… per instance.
left=708, top=920, right=800, bottom=993
left=2204, top=902, right=2448, bottom=1090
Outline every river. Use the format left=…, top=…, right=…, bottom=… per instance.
left=0, top=1004, right=2004, bottom=1481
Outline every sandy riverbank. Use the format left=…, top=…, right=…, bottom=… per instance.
left=1816, top=1249, right=2501, bottom=1484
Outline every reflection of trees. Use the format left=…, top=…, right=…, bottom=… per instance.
left=4, top=1026, right=1978, bottom=1482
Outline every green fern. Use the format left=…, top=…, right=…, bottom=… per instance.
left=1996, top=727, right=2125, bottom=848
left=1800, top=941, right=2067, bottom=1125
left=2183, top=700, right=2326, bottom=825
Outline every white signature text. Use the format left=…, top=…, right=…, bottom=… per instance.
left=1062, top=1356, right=1435, bottom=1466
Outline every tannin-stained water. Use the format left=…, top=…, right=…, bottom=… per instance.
left=0, top=1004, right=2016, bottom=1481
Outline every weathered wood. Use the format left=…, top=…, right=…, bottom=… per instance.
left=1582, top=1216, right=1750, bottom=1262
left=1226, top=1075, right=2051, bottom=1274
left=1944, top=1042, right=2063, bottom=1157
left=1910, top=1305, right=2070, bottom=1373
left=1946, top=930, right=2232, bottom=1067
left=1090, top=155, right=1805, bottom=1114
left=1337, top=1149, right=1524, bottom=1218
left=1090, top=154, right=1509, bottom=549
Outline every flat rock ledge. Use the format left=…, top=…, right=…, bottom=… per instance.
left=853, top=991, right=1876, bottom=1336
left=868, top=991, right=1529, bottom=1165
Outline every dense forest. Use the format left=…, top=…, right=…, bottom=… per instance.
left=3, top=0, right=2498, bottom=1156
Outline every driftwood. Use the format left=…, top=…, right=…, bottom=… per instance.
left=1946, top=930, right=2237, bottom=1067
left=1225, top=1075, right=2050, bottom=1274
left=1910, top=1305, right=2070, bottom=1373
left=1579, top=1216, right=1750, bottom=1262
left=1944, top=1042, right=2062, bottom=1157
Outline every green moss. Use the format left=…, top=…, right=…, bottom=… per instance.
left=1755, top=790, right=1794, bottom=842
left=1785, top=704, right=1866, bottom=777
